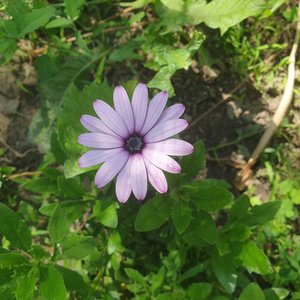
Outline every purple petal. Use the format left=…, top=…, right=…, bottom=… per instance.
left=116, top=156, right=133, bottom=203
left=94, top=150, right=129, bottom=188
left=93, top=100, right=129, bottom=138
left=144, top=119, right=188, bottom=143
left=131, top=154, right=147, bottom=200
left=132, top=83, right=148, bottom=133
left=78, top=148, right=123, bottom=168
left=77, top=133, right=124, bottom=148
left=80, top=115, right=118, bottom=136
left=156, top=103, right=185, bottom=126
left=142, top=148, right=181, bottom=174
left=146, top=139, right=194, bottom=156
left=140, top=91, right=168, bottom=135
left=113, top=86, right=135, bottom=135
left=143, top=157, right=168, bottom=194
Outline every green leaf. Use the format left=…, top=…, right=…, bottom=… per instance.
left=16, top=266, right=37, bottom=300
left=212, top=250, right=237, bottom=293
left=23, top=178, right=59, bottom=194
left=187, top=282, right=212, bottom=299
left=60, top=233, right=96, bottom=259
left=228, top=194, right=250, bottom=222
left=93, top=199, right=118, bottom=228
left=263, top=288, right=290, bottom=300
left=239, top=283, right=265, bottom=300
left=0, top=203, right=31, bottom=252
left=48, top=205, right=69, bottom=243
left=184, top=210, right=218, bottom=245
left=39, top=265, right=67, bottom=300
left=172, top=201, right=192, bottom=234
left=45, top=18, right=74, bottom=29
left=20, top=6, right=55, bottom=37
left=64, top=0, right=86, bottom=21
left=57, top=80, right=114, bottom=177
left=54, top=265, right=89, bottom=294
left=180, top=141, right=205, bottom=181
left=227, top=224, right=251, bottom=242
left=125, top=268, right=148, bottom=287
left=0, top=267, right=14, bottom=285
left=191, top=186, right=234, bottom=212
left=135, top=195, right=172, bottom=232
left=29, top=53, right=105, bottom=152
left=0, top=253, right=27, bottom=267
left=57, top=176, right=85, bottom=199
left=188, top=0, right=271, bottom=35
left=107, top=231, right=123, bottom=255
left=50, top=133, right=67, bottom=165
left=0, top=38, right=17, bottom=65
left=240, top=201, right=281, bottom=227
left=189, top=179, right=231, bottom=190
left=109, top=43, right=143, bottom=62
left=120, top=0, right=151, bottom=8
left=233, top=241, right=272, bottom=275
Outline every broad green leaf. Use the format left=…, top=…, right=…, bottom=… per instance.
left=228, top=194, right=250, bottom=222
left=60, top=233, right=96, bottom=259
left=227, top=224, right=251, bottom=242
left=240, top=201, right=281, bottom=227
left=0, top=267, right=14, bottom=285
left=180, top=141, right=205, bottom=181
left=212, top=250, right=237, bottom=293
left=55, top=265, right=89, bottom=294
left=39, top=201, right=87, bottom=224
left=93, top=199, right=118, bottom=228
left=50, top=133, right=67, bottom=165
left=29, top=53, right=105, bottom=152
left=57, top=80, right=114, bottom=177
left=191, top=186, right=234, bottom=212
left=0, top=38, right=17, bottom=65
left=125, top=268, right=148, bottom=287
left=172, top=201, right=192, bottom=234
left=23, top=178, right=59, bottom=194
left=45, top=18, right=74, bottom=29
left=187, top=282, right=212, bottom=299
left=233, top=241, right=272, bottom=275
left=184, top=210, right=218, bottom=245
left=0, top=253, right=27, bottom=267
left=48, top=205, right=69, bottom=243
left=239, top=283, right=265, bottom=300
left=135, top=195, right=172, bottom=232
left=20, top=6, right=55, bottom=37
left=263, top=288, right=290, bottom=300
left=16, top=266, right=37, bottom=300
left=57, top=176, right=85, bottom=199
left=188, top=179, right=231, bottom=190
left=109, top=43, right=143, bottom=62
left=39, top=265, right=67, bottom=300
left=64, top=0, right=85, bottom=20
left=177, top=264, right=205, bottom=283
left=152, top=266, right=166, bottom=291
left=0, top=203, right=31, bottom=252
left=107, top=231, right=123, bottom=255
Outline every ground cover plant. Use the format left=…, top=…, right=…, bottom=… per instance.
left=0, top=0, right=299, bottom=299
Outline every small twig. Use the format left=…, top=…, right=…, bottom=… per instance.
left=205, top=154, right=245, bottom=169
left=0, top=136, right=37, bottom=158
left=184, top=47, right=286, bottom=134
left=4, top=171, right=42, bottom=180
left=233, top=4, right=300, bottom=191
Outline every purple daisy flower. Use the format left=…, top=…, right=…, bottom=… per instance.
left=77, top=83, right=193, bottom=203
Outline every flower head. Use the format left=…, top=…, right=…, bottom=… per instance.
left=77, top=83, right=193, bottom=203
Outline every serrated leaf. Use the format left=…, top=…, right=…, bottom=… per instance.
left=57, top=176, right=85, bottom=199
left=39, top=265, right=67, bottom=300
left=172, top=201, right=192, bottom=234
left=135, top=195, right=172, bottom=232
left=57, top=80, right=114, bottom=177
left=239, top=283, right=265, bottom=300
left=107, top=231, right=123, bottom=255
left=48, top=205, right=69, bottom=243
left=60, top=233, right=96, bottom=259
left=240, top=201, right=281, bottom=227
left=0, top=203, right=31, bottom=252
left=22, top=178, right=59, bottom=194
left=0, top=253, right=27, bottom=267
left=16, top=265, right=37, bottom=300
left=233, top=241, right=272, bottom=275
left=45, top=17, right=74, bottom=29
left=228, top=194, right=250, bottom=222
left=93, top=199, right=118, bottom=228
left=64, top=0, right=85, bottom=21
left=212, top=250, right=237, bottom=293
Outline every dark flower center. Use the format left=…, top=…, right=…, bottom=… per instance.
left=125, top=134, right=144, bottom=154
